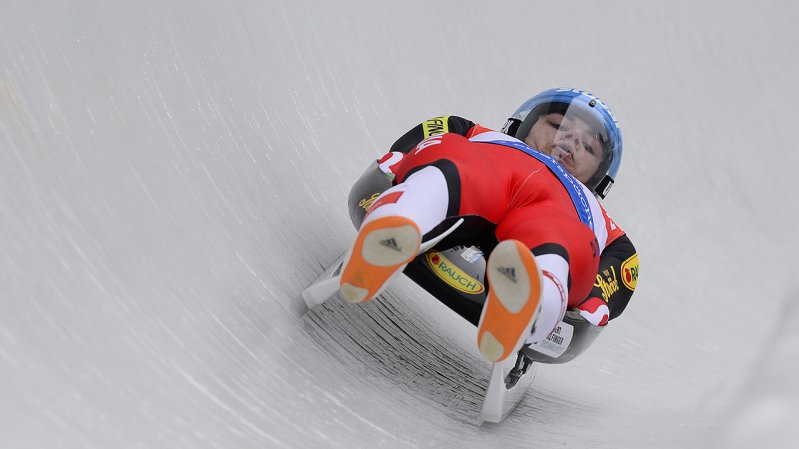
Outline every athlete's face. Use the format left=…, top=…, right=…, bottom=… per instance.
left=523, top=113, right=604, bottom=185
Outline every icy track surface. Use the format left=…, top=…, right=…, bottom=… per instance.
left=2, top=1, right=799, bottom=448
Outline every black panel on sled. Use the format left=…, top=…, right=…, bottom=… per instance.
left=402, top=216, right=499, bottom=326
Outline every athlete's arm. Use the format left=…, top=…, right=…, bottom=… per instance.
left=375, top=116, right=477, bottom=178
left=575, top=234, right=638, bottom=325
left=387, top=116, right=476, bottom=154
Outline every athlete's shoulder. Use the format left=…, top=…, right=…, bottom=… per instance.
left=417, top=116, right=479, bottom=138
left=416, top=115, right=508, bottom=141
left=389, top=116, right=473, bottom=154
left=596, top=201, right=626, bottom=244
left=467, top=129, right=519, bottom=144
left=465, top=123, right=497, bottom=138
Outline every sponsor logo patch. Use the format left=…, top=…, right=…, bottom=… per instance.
left=425, top=251, right=484, bottom=294
left=422, top=116, right=449, bottom=137
left=594, top=266, right=620, bottom=302
left=529, top=321, right=574, bottom=358
left=358, top=192, right=381, bottom=211
left=621, top=253, right=639, bottom=291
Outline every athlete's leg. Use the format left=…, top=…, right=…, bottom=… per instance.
left=477, top=239, right=543, bottom=362
left=339, top=166, right=451, bottom=303
left=477, top=206, right=597, bottom=361
left=525, top=252, right=569, bottom=344
left=360, top=166, right=449, bottom=234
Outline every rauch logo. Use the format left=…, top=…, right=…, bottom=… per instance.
left=621, top=253, right=639, bottom=291
left=425, top=251, right=484, bottom=294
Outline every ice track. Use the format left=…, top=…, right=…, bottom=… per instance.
left=2, top=1, right=799, bottom=448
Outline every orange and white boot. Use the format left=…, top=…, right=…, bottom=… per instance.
left=339, top=216, right=422, bottom=304
left=477, top=239, right=543, bottom=363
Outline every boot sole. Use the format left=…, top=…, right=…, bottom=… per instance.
left=477, top=240, right=542, bottom=362
left=339, top=216, right=421, bottom=303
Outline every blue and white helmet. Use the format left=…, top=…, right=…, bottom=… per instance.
left=502, top=88, right=623, bottom=198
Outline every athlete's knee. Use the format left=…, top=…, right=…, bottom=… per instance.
left=363, top=166, right=451, bottom=235
left=531, top=243, right=570, bottom=263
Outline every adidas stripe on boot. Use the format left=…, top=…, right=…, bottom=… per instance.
left=339, top=216, right=422, bottom=304
left=477, top=239, right=542, bottom=362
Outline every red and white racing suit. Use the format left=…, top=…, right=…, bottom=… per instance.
left=372, top=116, right=638, bottom=336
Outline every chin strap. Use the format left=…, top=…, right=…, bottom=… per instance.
left=501, top=118, right=522, bottom=137
left=594, top=175, right=614, bottom=199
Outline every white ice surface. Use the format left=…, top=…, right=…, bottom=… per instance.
left=2, top=1, right=798, bottom=448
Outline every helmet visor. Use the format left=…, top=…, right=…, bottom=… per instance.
left=516, top=102, right=614, bottom=189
